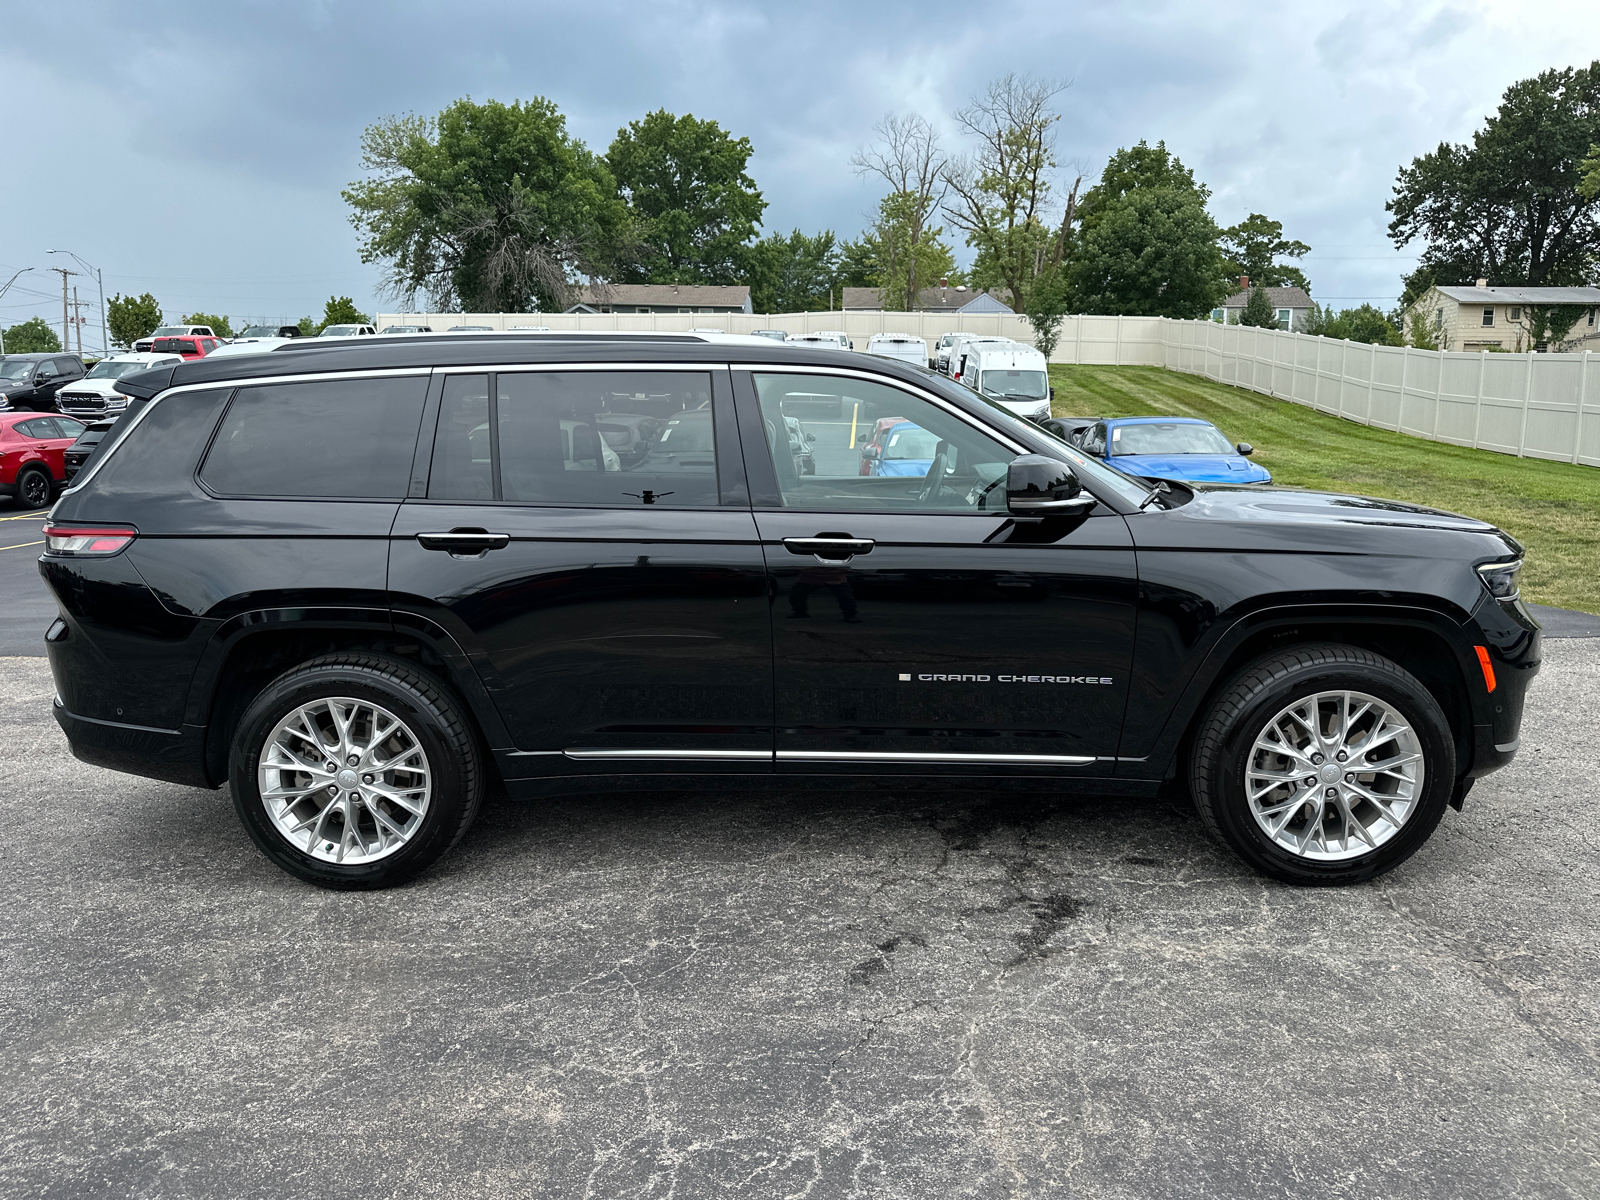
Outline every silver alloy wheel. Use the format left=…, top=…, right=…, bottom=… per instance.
left=258, top=696, right=431, bottom=865
left=1245, top=689, right=1425, bottom=861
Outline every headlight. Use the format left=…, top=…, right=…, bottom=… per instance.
left=1476, top=558, right=1523, bottom=601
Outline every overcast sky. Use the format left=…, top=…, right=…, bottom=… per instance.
left=4, top=0, right=1598, bottom=344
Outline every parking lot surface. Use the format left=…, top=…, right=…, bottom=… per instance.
left=2, top=635, right=1597, bottom=1199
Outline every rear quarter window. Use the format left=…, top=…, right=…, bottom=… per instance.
left=77, top=388, right=233, bottom=500
left=200, top=375, right=427, bottom=499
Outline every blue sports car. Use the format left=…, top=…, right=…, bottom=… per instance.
left=865, top=420, right=942, bottom=477
left=1072, top=416, right=1271, bottom=486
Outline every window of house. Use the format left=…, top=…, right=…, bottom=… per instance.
left=1437, top=307, right=1445, bottom=326
left=1210, top=308, right=1224, bottom=323
left=1510, top=307, right=1522, bottom=320
left=1276, top=309, right=1292, bottom=329
left=1590, top=308, right=1596, bottom=327
left=1482, top=308, right=1495, bottom=327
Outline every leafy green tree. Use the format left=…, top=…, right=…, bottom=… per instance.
left=182, top=312, right=234, bottom=338
left=1024, top=270, right=1069, bottom=358
left=1302, top=302, right=1330, bottom=336
left=941, top=74, right=1068, bottom=314
left=296, top=317, right=318, bottom=337
left=1405, top=305, right=1443, bottom=350
left=1524, top=304, right=1588, bottom=350
left=319, top=297, right=370, bottom=331
left=1323, top=304, right=1403, bottom=345
left=1388, top=63, right=1600, bottom=287
left=835, top=236, right=881, bottom=289
left=106, top=292, right=162, bottom=348
left=868, top=191, right=959, bottom=310
left=1239, top=286, right=1280, bottom=328
left=1580, top=142, right=1600, bottom=200
left=606, top=109, right=765, bottom=285
left=1220, top=213, right=1311, bottom=292
left=1068, top=142, right=1227, bottom=318
left=344, top=97, right=632, bottom=312
left=2, top=317, right=61, bottom=353
left=743, top=229, right=841, bottom=313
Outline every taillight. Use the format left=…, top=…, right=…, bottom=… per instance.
left=42, top=524, right=136, bottom=556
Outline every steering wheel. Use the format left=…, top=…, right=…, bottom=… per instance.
left=918, top=441, right=954, bottom=506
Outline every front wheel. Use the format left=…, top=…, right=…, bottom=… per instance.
left=229, top=653, right=485, bottom=889
left=1189, top=644, right=1456, bottom=886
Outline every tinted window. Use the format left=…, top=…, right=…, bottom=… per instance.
left=201, top=376, right=427, bottom=499
left=428, top=370, right=718, bottom=507
left=35, top=362, right=57, bottom=380
left=14, top=419, right=48, bottom=438
left=51, top=417, right=86, bottom=438
left=752, top=372, right=1013, bottom=514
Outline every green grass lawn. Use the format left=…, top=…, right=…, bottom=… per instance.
left=1049, top=364, right=1600, bottom=613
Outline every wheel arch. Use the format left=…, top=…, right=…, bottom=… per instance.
left=187, top=609, right=510, bottom=788
left=1140, top=605, right=1478, bottom=788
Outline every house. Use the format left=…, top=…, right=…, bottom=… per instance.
left=564, top=284, right=752, bottom=315
left=842, top=284, right=1015, bottom=313
left=1407, top=281, right=1600, bottom=351
left=1212, top=281, right=1313, bottom=331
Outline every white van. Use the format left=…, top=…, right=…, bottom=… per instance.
left=865, top=333, right=929, bottom=368
left=785, top=332, right=850, bottom=351
left=936, top=331, right=1000, bottom=375
left=813, top=330, right=854, bottom=350
left=954, top=341, right=1052, bottom=421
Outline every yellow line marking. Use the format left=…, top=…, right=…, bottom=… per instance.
left=849, top=402, right=859, bottom=447
left=0, top=540, right=44, bottom=551
left=0, top=510, right=49, bottom=521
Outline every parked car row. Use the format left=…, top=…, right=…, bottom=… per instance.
left=0, top=411, right=89, bottom=508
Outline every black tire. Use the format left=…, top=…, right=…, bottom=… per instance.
left=229, top=653, right=484, bottom=889
left=1189, top=643, right=1456, bottom=886
left=16, top=466, right=51, bottom=509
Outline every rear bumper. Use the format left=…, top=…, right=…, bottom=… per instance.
left=53, top=698, right=213, bottom=789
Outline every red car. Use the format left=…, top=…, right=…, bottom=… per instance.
left=150, top=335, right=218, bottom=360
left=855, top=415, right=907, bottom=475
left=0, top=413, right=88, bottom=508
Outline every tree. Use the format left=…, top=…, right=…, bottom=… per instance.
left=1580, top=142, right=1600, bottom=200
left=606, top=109, right=765, bottom=285
left=2, top=317, right=61, bottom=353
left=743, top=229, right=841, bottom=313
left=1302, top=302, right=1330, bottom=336
left=1024, top=270, right=1069, bottom=358
left=319, top=297, right=370, bottom=331
left=106, top=292, right=162, bottom=348
left=1067, top=142, right=1228, bottom=318
left=1405, top=306, right=1443, bottom=350
left=941, top=74, right=1069, bottom=315
left=854, top=113, right=948, bottom=310
left=835, top=236, right=882, bottom=290
left=296, top=317, right=318, bottom=337
left=1322, top=304, right=1403, bottom=346
left=1239, top=286, right=1279, bottom=328
left=1388, top=64, right=1600, bottom=288
left=1523, top=304, right=1588, bottom=350
left=182, top=312, right=234, bottom=338
left=344, top=97, right=631, bottom=312
left=1220, top=213, right=1311, bottom=292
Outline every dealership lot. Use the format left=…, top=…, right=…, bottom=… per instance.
left=1, top=608, right=1597, bottom=1195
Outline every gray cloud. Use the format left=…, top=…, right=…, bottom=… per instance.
left=3, top=0, right=1594, bottom=336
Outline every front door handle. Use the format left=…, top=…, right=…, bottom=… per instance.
left=783, top=536, right=874, bottom=565
left=416, top=528, right=511, bottom=553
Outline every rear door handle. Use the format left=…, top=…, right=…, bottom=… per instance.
left=416, top=529, right=511, bottom=553
left=782, top=536, right=875, bottom=565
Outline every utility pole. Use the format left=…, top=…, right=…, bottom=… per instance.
left=0, top=267, right=34, bottom=356
left=50, top=266, right=78, bottom=352
left=47, top=251, right=105, bottom=357
left=70, top=288, right=90, bottom=355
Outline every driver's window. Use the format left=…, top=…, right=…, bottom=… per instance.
left=752, top=373, right=1013, bottom=514
left=36, top=362, right=57, bottom=381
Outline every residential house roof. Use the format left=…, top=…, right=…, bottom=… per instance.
left=1432, top=285, right=1600, bottom=305
left=564, top=284, right=751, bottom=312
left=842, top=285, right=1015, bottom=313
left=1221, top=285, right=1312, bottom=310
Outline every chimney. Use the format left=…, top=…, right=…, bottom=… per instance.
left=938, top=278, right=949, bottom=288
left=1476, top=277, right=1488, bottom=289
left=1239, top=275, right=1249, bottom=290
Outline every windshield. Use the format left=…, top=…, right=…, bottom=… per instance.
left=85, top=361, right=144, bottom=379
left=979, top=369, right=1048, bottom=400
left=1112, top=422, right=1235, bottom=456
left=1, top=360, right=36, bottom=380
left=237, top=325, right=279, bottom=337
left=883, top=423, right=940, bottom=460
left=150, top=326, right=189, bottom=337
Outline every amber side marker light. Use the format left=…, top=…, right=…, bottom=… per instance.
left=42, top=525, right=136, bottom=556
left=1473, top=645, right=1498, bottom=693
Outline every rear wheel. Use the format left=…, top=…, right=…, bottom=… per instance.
left=16, top=466, right=51, bottom=509
left=229, top=653, right=484, bottom=889
left=1189, top=644, right=1456, bottom=885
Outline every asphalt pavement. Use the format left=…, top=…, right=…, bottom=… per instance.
left=1, top=633, right=1598, bottom=1197
left=0, top=507, right=51, bottom=655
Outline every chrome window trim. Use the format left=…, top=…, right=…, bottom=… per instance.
left=58, top=368, right=432, bottom=499
left=434, top=362, right=720, bottom=375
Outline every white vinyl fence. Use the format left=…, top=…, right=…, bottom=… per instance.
left=379, top=311, right=1599, bottom=467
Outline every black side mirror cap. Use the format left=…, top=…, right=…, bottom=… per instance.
left=1006, top=454, right=1094, bottom=516
left=1237, top=442, right=1254, bottom=456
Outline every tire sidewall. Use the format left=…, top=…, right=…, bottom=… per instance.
left=230, top=665, right=469, bottom=887
left=19, top=467, right=50, bottom=508
left=1210, top=664, right=1455, bottom=883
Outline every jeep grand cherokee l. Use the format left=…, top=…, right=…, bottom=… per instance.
left=39, top=333, right=1539, bottom=890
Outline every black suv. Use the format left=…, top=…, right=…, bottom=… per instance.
left=0, top=353, right=86, bottom=412
left=40, top=335, right=1539, bottom=889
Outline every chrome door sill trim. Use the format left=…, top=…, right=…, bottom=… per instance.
left=776, top=750, right=1096, bottom=766
left=563, top=748, right=774, bottom=761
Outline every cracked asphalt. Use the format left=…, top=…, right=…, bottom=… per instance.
left=1, top=639, right=1598, bottom=1199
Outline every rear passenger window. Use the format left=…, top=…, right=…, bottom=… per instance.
left=201, top=376, right=427, bottom=499
left=426, top=370, right=719, bottom=507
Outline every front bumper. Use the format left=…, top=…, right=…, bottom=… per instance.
left=1462, top=593, right=1541, bottom=779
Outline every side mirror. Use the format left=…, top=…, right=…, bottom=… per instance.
left=1006, top=454, right=1094, bottom=517
left=806, top=432, right=817, bottom=443
left=862, top=445, right=880, bottom=460
left=1237, top=442, right=1254, bottom=456
left=1048, top=386, right=1055, bottom=401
